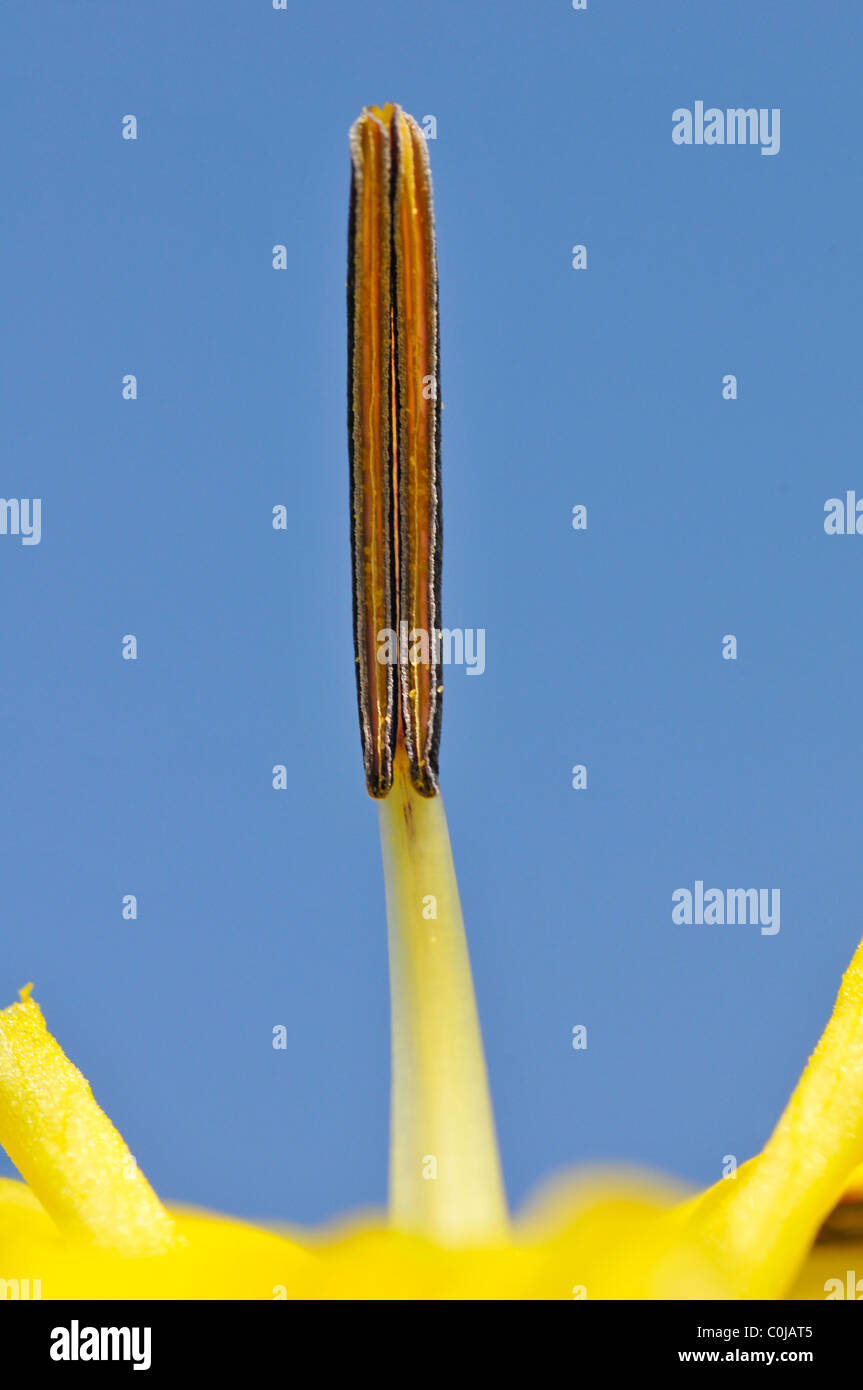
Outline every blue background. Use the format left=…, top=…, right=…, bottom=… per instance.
left=1, top=0, right=861, bottom=1227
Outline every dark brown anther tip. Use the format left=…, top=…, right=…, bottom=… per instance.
left=348, top=106, right=442, bottom=800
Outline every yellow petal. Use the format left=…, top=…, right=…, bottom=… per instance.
left=0, top=1173, right=733, bottom=1299
left=0, top=989, right=173, bottom=1255
left=0, top=1177, right=312, bottom=1300
left=788, top=1197, right=863, bottom=1300
left=674, top=933, right=863, bottom=1297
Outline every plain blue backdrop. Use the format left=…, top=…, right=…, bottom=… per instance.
left=2, top=1, right=861, bottom=1228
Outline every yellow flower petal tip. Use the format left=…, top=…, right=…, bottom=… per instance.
left=672, top=932, right=863, bottom=1298
left=0, top=990, right=174, bottom=1256
left=0, top=1176, right=315, bottom=1300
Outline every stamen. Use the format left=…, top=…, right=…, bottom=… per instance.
left=351, top=106, right=505, bottom=1245
left=378, top=748, right=509, bottom=1244
left=348, top=107, right=397, bottom=797
left=349, top=105, right=442, bottom=798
